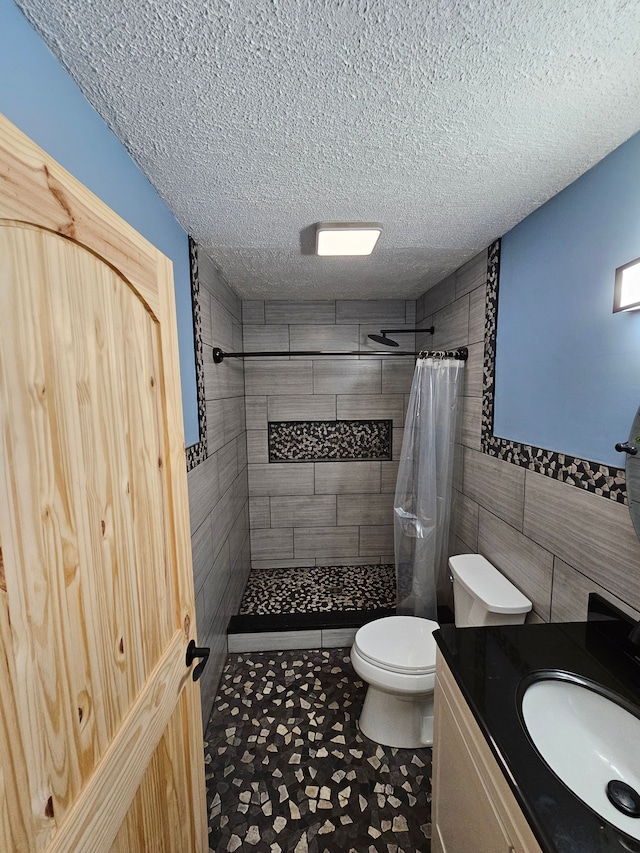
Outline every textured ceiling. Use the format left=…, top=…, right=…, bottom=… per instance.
left=14, top=0, right=640, bottom=299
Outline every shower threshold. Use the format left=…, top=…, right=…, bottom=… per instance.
left=227, top=607, right=396, bottom=652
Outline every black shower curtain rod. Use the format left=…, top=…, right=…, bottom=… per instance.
left=212, top=346, right=468, bottom=363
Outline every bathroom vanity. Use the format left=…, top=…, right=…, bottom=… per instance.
left=432, top=599, right=640, bottom=853
left=432, top=652, right=542, bottom=852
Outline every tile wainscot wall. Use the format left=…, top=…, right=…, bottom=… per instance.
left=187, top=249, right=250, bottom=725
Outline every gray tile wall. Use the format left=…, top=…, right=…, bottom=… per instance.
left=187, top=250, right=250, bottom=726
left=242, top=299, right=416, bottom=569
left=420, top=249, right=640, bottom=623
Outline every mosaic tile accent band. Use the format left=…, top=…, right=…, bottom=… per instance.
left=481, top=238, right=500, bottom=440
left=185, top=238, right=208, bottom=472
left=269, top=420, right=392, bottom=462
left=205, top=648, right=432, bottom=852
left=482, top=239, right=627, bottom=504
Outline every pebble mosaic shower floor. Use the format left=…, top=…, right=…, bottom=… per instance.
left=204, top=647, right=432, bottom=853
left=238, top=564, right=397, bottom=616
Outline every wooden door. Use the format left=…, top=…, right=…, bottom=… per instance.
left=0, top=115, right=207, bottom=852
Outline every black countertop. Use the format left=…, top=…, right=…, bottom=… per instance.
left=434, top=609, right=640, bottom=853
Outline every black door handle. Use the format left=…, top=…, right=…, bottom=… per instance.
left=185, top=640, right=210, bottom=682
left=615, top=442, right=638, bottom=455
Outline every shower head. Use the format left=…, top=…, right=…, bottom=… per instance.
left=368, top=327, right=435, bottom=348
left=368, top=333, right=399, bottom=347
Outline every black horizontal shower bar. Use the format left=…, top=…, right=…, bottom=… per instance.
left=212, top=346, right=468, bottom=363
left=212, top=347, right=414, bottom=363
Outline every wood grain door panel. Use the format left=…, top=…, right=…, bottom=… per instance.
left=0, top=115, right=206, bottom=853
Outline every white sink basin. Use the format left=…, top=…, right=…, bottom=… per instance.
left=521, top=676, right=640, bottom=840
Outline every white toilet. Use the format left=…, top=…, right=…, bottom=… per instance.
left=350, top=554, right=532, bottom=748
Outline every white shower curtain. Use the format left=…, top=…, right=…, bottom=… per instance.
left=394, top=354, right=464, bottom=621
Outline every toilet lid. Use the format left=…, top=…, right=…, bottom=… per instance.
left=354, top=616, right=438, bottom=674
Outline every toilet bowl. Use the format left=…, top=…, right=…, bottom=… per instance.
left=351, top=554, right=532, bottom=748
left=351, top=615, right=439, bottom=748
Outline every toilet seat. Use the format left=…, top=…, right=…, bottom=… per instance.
left=353, top=616, right=438, bottom=675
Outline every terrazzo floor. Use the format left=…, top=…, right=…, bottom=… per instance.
left=204, top=648, right=432, bottom=853
left=238, top=564, right=396, bottom=616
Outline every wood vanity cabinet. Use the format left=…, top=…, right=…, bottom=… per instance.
left=432, top=651, right=543, bottom=853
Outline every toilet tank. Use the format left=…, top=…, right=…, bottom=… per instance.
left=449, top=554, right=532, bottom=627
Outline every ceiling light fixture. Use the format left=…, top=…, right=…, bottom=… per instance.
left=316, top=222, right=382, bottom=256
left=613, top=257, right=640, bottom=312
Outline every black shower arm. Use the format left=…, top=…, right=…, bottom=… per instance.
left=379, top=327, right=434, bottom=336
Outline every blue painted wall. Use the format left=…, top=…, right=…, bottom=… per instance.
left=0, top=0, right=200, bottom=446
left=494, top=131, right=640, bottom=467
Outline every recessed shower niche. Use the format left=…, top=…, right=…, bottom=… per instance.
left=268, top=419, right=393, bottom=462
